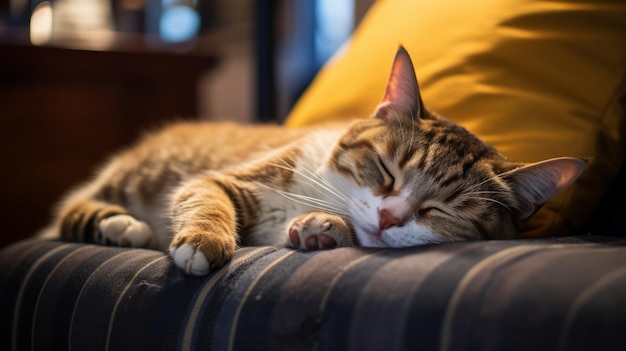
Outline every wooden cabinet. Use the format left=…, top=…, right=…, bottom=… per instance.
left=0, top=43, right=216, bottom=248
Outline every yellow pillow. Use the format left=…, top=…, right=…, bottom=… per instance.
left=286, top=0, right=626, bottom=237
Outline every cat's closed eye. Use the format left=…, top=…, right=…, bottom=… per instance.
left=376, top=156, right=395, bottom=193
left=417, top=207, right=445, bottom=218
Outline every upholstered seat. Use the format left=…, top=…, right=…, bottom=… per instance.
left=3, top=236, right=626, bottom=350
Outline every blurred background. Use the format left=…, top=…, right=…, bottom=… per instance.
left=0, top=0, right=374, bottom=248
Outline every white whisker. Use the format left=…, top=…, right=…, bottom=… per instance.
left=257, top=182, right=349, bottom=216
left=285, top=193, right=347, bottom=213
left=465, top=170, right=512, bottom=193
left=410, top=118, right=417, bottom=148
left=267, top=162, right=351, bottom=204
left=465, top=190, right=509, bottom=196
left=331, top=176, right=357, bottom=199
left=303, top=171, right=355, bottom=207
left=469, top=196, right=511, bottom=210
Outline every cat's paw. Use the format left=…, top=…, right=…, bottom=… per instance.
left=288, top=212, right=354, bottom=250
left=169, top=231, right=236, bottom=276
left=98, top=214, right=153, bottom=248
left=169, top=243, right=210, bottom=276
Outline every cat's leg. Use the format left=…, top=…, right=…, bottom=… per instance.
left=168, top=176, right=256, bottom=276
left=58, top=200, right=154, bottom=248
left=288, top=212, right=355, bottom=250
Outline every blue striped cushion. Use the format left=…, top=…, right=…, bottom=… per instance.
left=2, top=237, right=626, bottom=350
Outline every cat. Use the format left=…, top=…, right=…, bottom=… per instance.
left=42, top=46, right=585, bottom=276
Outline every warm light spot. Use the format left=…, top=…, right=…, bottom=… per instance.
left=52, top=0, right=116, bottom=50
left=121, top=0, right=145, bottom=10
left=30, top=2, right=53, bottom=46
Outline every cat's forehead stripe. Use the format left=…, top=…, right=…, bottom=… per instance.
left=395, top=143, right=415, bottom=170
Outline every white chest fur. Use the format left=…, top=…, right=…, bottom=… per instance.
left=246, top=130, right=345, bottom=246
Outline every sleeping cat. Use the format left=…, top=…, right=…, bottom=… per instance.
left=42, top=46, right=585, bottom=276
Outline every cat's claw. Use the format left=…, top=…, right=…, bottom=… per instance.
left=98, top=214, right=153, bottom=248
left=169, top=243, right=210, bottom=276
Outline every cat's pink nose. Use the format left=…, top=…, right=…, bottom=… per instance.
left=379, top=208, right=403, bottom=230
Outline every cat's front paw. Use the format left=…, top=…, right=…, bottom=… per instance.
left=98, top=214, right=154, bottom=248
left=288, top=212, right=354, bottom=250
left=169, top=231, right=236, bottom=276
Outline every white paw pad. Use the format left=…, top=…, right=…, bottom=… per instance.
left=169, top=243, right=210, bottom=276
left=98, top=214, right=153, bottom=248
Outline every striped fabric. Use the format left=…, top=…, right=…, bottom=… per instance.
left=2, top=237, right=626, bottom=351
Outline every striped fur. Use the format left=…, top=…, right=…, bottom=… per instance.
left=43, top=46, right=585, bottom=275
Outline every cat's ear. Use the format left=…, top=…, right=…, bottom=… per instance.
left=503, top=157, right=586, bottom=220
left=374, top=46, right=426, bottom=121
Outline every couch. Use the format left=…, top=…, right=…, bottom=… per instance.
left=2, top=0, right=625, bottom=350
left=2, top=231, right=626, bottom=351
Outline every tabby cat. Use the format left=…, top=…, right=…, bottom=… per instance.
left=42, top=46, right=585, bottom=276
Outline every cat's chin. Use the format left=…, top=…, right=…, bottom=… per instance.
left=354, top=222, right=443, bottom=248
left=353, top=224, right=387, bottom=247
left=382, top=224, right=443, bottom=247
